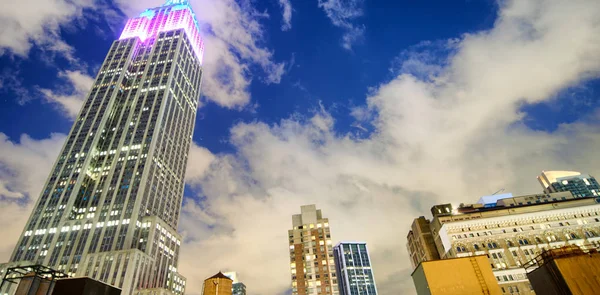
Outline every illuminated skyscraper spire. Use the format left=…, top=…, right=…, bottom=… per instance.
left=0, top=1, right=204, bottom=295
left=120, top=0, right=204, bottom=63
left=164, top=0, right=190, bottom=5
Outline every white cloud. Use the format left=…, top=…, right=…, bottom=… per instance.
left=0, top=71, right=32, bottom=104
left=185, top=143, right=217, bottom=185
left=40, top=70, right=95, bottom=120
left=0, top=133, right=66, bottom=200
left=0, top=133, right=66, bottom=261
left=113, top=0, right=286, bottom=108
left=0, top=0, right=95, bottom=59
left=317, top=0, right=365, bottom=50
left=279, top=0, right=293, bottom=31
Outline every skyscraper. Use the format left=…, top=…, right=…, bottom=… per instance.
left=333, top=242, right=378, bottom=295
left=231, top=282, right=246, bottom=295
left=288, top=205, right=338, bottom=295
left=223, top=272, right=247, bottom=295
left=0, top=1, right=204, bottom=294
left=538, top=170, right=600, bottom=197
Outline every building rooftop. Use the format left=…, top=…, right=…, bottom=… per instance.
left=206, top=272, right=233, bottom=281
left=442, top=191, right=588, bottom=216
left=538, top=170, right=582, bottom=188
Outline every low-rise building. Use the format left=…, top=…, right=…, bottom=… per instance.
left=412, top=255, right=502, bottom=295
left=408, top=190, right=600, bottom=295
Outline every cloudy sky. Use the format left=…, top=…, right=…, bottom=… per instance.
left=2, top=0, right=600, bottom=294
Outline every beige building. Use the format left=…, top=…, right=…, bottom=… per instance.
left=408, top=191, right=600, bottom=295
left=202, top=272, right=233, bottom=295
left=406, top=217, right=440, bottom=269
left=412, top=255, right=503, bottom=295
left=288, top=205, right=338, bottom=295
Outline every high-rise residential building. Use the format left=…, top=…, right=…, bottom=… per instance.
left=412, top=255, right=503, bottom=295
left=223, top=272, right=246, bottom=295
left=538, top=170, right=600, bottom=197
left=406, top=217, right=440, bottom=269
left=407, top=190, right=600, bottom=295
left=288, top=205, right=338, bottom=295
left=0, top=1, right=204, bottom=294
left=333, top=242, right=378, bottom=295
left=202, top=272, right=233, bottom=295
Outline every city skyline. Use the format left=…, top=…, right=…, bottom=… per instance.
left=2, top=0, right=600, bottom=294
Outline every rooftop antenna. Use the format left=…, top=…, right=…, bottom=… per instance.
left=491, top=188, right=505, bottom=195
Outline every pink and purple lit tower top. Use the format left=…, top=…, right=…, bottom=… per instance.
left=119, top=0, right=205, bottom=64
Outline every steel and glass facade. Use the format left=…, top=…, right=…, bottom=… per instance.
left=333, top=242, right=377, bottom=295
left=538, top=171, right=600, bottom=197
left=223, top=272, right=247, bottom=295
left=0, top=1, right=204, bottom=294
left=232, top=282, right=247, bottom=295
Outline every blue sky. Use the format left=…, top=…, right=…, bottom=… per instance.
left=1, top=0, right=600, bottom=294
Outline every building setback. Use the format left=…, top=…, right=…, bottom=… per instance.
left=288, top=205, right=339, bottom=295
left=0, top=1, right=204, bottom=294
left=333, top=242, right=378, bottom=295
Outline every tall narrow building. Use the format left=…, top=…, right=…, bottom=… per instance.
left=333, top=242, right=378, bottom=295
left=288, top=205, right=338, bottom=295
left=0, top=1, right=204, bottom=294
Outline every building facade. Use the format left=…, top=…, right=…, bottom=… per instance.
left=333, top=242, right=377, bottom=295
left=411, top=255, right=502, bottom=295
left=406, top=217, right=440, bottom=269
left=223, top=272, right=246, bottom=295
left=0, top=1, right=204, bottom=294
left=428, top=192, right=600, bottom=295
left=288, top=205, right=339, bottom=295
left=538, top=171, right=600, bottom=197
left=231, top=282, right=246, bottom=295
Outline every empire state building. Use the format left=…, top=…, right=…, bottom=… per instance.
left=0, top=1, right=204, bottom=294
